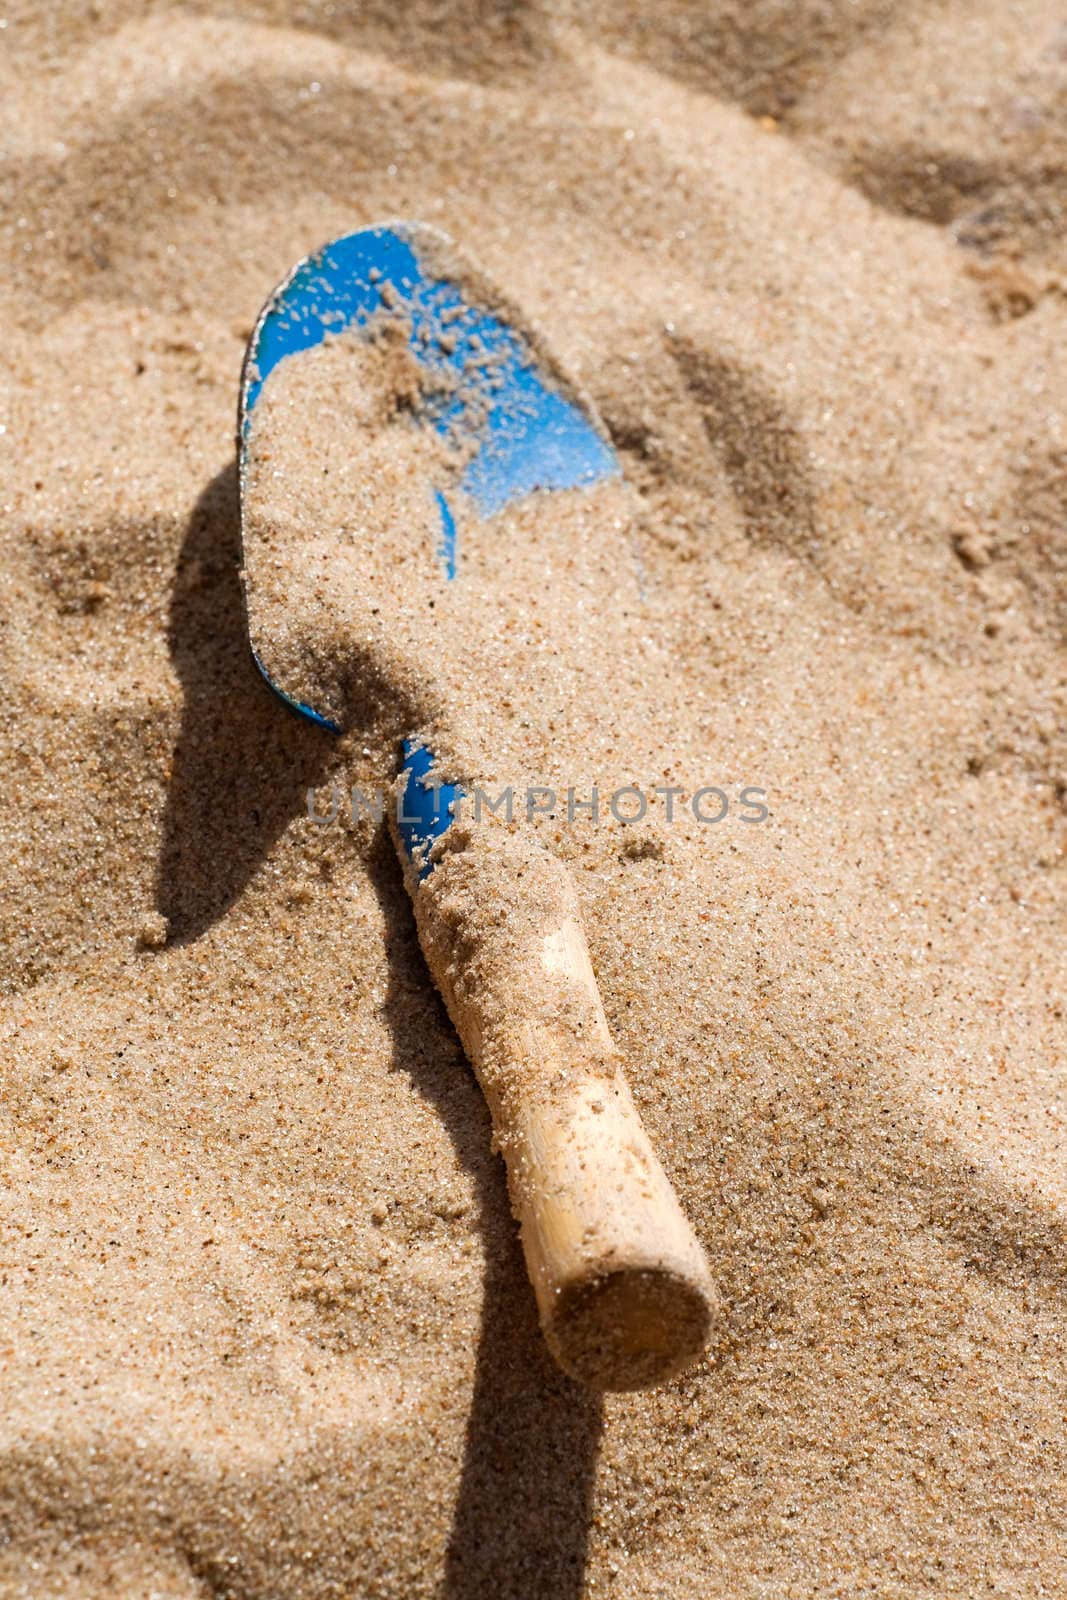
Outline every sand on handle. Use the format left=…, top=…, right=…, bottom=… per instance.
left=511, top=1079, right=718, bottom=1390
left=398, top=818, right=718, bottom=1390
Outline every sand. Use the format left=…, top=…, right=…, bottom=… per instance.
left=1, top=3, right=1066, bottom=1596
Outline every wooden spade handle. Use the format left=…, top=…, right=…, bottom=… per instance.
left=397, top=821, right=718, bottom=1390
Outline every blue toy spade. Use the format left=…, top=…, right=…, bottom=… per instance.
left=238, top=224, right=715, bottom=1389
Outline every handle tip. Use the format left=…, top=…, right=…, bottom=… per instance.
left=544, top=1264, right=718, bottom=1392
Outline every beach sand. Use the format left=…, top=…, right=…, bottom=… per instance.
left=1, top=3, right=1065, bottom=1595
